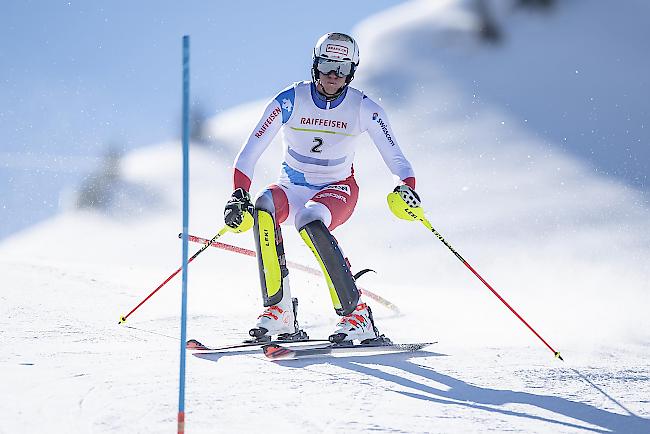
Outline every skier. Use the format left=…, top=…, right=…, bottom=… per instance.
left=223, top=32, right=421, bottom=344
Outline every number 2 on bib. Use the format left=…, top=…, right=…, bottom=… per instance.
left=311, top=137, right=324, bottom=153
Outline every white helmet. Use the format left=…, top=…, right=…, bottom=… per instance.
left=312, top=32, right=360, bottom=88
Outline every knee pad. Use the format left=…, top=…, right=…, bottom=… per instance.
left=253, top=192, right=288, bottom=307
left=294, top=201, right=332, bottom=229
left=254, top=190, right=275, bottom=214
left=299, top=220, right=359, bottom=316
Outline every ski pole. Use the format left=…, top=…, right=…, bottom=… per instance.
left=419, top=216, right=563, bottom=361
left=118, top=226, right=230, bottom=324
left=181, top=233, right=402, bottom=314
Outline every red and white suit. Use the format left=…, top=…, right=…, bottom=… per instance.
left=233, top=80, right=415, bottom=231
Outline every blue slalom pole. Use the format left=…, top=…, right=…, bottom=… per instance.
left=178, top=34, right=190, bottom=434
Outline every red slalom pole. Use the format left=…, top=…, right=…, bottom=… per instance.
left=118, top=226, right=229, bottom=324
left=420, top=217, right=563, bottom=361
left=181, top=233, right=402, bottom=315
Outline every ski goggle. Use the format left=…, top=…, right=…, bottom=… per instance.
left=316, top=58, right=354, bottom=78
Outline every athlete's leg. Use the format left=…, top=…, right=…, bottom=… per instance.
left=299, top=177, right=379, bottom=342
left=295, top=176, right=363, bottom=317
left=253, top=185, right=290, bottom=306
left=301, top=176, right=359, bottom=231
left=251, top=185, right=295, bottom=337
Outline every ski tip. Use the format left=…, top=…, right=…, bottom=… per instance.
left=407, top=342, right=437, bottom=351
left=555, top=351, right=564, bottom=361
left=186, top=339, right=209, bottom=350
left=118, top=315, right=126, bottom=324
left=262, top=344, right=296, bottom=360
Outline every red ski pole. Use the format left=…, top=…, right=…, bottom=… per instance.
left=118, top=227, right=230, bottom=324
left=419, top=217, right=563, bottom=361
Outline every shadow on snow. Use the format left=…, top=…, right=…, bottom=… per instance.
left=270, top=351, right=650, bottom=434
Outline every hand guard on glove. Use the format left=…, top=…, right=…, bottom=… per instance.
left=387, top=184, right=424, bottom=221
left=224, top=188, right=254, bottom=233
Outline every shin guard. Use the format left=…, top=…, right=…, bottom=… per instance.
left=299, top=220, right=360, bottom=316
left=253, top=209, right=288, bottom=307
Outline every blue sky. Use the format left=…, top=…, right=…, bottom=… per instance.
left=0, top=0, right=404, bottom=237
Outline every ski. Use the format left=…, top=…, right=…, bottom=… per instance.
left=262, top=341, right=437, bottom=360
left=186, top=338, right=329, bottom=352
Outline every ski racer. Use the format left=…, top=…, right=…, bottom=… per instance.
left=223, top=32, right=421, bottom=344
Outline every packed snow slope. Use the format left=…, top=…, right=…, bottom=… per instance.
left=2, top=1, right=649, bottom=433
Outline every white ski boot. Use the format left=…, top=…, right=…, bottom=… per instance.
left=248, top=283, right=309, bottom=343
left=329, top=302, right=381, bottom=344
left=249, top=297, right=294, bottom=336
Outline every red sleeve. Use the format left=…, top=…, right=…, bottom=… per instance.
left=402, top=177, right=416, bottom=190
left=233, top=168, right=252, bottom=191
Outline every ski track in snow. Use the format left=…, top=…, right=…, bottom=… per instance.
left=3, top=1, right=650, bottom=432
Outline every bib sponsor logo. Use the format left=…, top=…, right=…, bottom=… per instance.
left=323, top=184, right=350, bottom=195
left=315, top=191, right=347, bottom=203
left=300, top=117, right=348, bottom=130
left=255, top=107, right=281, bottom=138
left=373, top=114, right=396, bottom=147
left=326, top=44, right=348, bottom=56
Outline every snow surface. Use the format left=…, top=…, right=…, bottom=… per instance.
left=2, top=1, right=650, bottom=433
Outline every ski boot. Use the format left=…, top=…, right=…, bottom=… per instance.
left=246, top=298, right=309, bottom=343
left=328, top=303, right=392, bottom=345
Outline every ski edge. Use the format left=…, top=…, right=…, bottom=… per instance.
left=186, top=338, right=330, bottom=352
left=262, top=341, right=438, bottom=360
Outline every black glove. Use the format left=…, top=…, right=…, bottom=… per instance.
left=224, top=188, right=253, bottom=230
left=394, top=184, right=421, bottom=208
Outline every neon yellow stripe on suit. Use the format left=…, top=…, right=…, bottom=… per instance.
left=257, top=211, right=281, bottom=297
left=289, top=126, right=355, bottom=136
left=299, top=228, right=342, bottom=310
